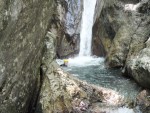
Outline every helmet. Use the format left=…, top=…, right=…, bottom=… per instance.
left=63, top=59, right=69, bottom=63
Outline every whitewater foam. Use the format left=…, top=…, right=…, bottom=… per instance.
left=56, top=56, right=104, bottom=67
left=68, top=56, right=104, bottom=67
left=111, top=107, right=134, bottom=113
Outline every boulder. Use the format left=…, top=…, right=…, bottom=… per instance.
left=136, top=90, right=150, bottom=113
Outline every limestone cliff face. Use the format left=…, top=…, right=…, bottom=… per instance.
left=56, top=0, right=83, bottom=58
left=93, top=0, right=150, bottom=88
left=0, top=0, right=56, bottom=113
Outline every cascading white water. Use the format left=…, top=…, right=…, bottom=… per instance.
left=64, top=0, right=101, bottom=67
left=79, top=0, right=97, bottom=56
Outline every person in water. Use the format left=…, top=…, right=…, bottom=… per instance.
left=60, top=59, right=69, bottom=67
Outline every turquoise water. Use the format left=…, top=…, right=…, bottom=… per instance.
left=64, top=65, right=141, bottom=100
left=57, top=56, right=142, bottom=101
left=56, top=56, right=142, bottom=113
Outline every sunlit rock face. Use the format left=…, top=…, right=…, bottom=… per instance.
left=124, top=3, right=141, bottom=11
left=93, top=0, right=150, bottom=88
left=0, top=0, right=56, bottom=113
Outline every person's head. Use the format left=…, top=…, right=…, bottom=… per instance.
left=64, top=59, right=69, bottom=66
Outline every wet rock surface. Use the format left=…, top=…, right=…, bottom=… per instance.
left=136, top=90, right=150, bottom=113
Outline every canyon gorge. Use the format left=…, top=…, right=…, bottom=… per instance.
left=0, top=0, right=150, bottom=113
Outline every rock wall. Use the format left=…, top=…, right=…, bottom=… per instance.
left=93, top=0, right=150, bottom=88
left=0, top=0, right=56, bottom=113
left=56, top=0, right=83, bottom=58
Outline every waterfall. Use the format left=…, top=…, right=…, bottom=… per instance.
left=63, top=0, right=101, bottom=66
left=79, top=0, right=97, bottom=56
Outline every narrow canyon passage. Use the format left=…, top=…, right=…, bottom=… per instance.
left=0, top=0, right=150, bottom=113
left=56, top=0, right=143, bottom=112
